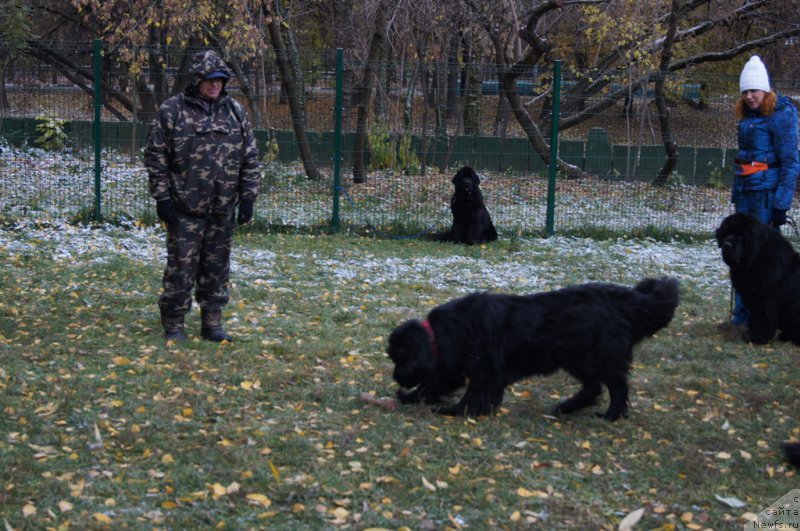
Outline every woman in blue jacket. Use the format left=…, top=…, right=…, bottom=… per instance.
left=727, top=55, right=799, bottom=327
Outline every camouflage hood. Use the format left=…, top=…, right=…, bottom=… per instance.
left=185, top=50, right=232, bottom=93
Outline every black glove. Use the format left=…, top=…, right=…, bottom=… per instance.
left=156, top=199, right=179, bottom=226
left=771, top=208, right=787, bottom=227
left=237, top=200, right=254, bottom=225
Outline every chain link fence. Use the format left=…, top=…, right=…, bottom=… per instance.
left=1, top=42, right=797, bottom=239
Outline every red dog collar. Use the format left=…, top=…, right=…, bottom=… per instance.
left=420, top=320, right=439, bottom=358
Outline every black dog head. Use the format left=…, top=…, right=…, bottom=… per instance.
left=386, top=319, right=435, bottom=389
left=452, top=166, right=482, bottom=201
left=715, top=213, right=765, bottom=270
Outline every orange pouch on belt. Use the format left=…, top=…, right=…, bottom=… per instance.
left=733, top=160, right=769, bottom=177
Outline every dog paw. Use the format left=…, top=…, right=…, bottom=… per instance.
left=742, top=331, right=769, bottom=344
left=431, top=406, right=462, bottom=416
left=396, top=389, right=421, bottom=404
left=595, top=412, right=618, bottom=421
left=595, top=410, right=628, bottom=421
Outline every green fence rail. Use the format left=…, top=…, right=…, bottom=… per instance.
left=1, top=41, right=796, bottom=239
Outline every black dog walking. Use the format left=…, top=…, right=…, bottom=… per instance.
left=440, top=166, right=497, bottom=245
left=387, top=278, right=680, bottom=420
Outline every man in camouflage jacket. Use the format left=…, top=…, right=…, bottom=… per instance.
left=145, top=49, right=260, bottom=342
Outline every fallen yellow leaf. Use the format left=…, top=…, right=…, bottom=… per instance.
left=93, top=512, right=113, bottom=523
left=517, top=487, right=548, bottom=498
left=246, top=493, right=272, bottom=508
left=212, top=483, right=227, bottom=499
left=269, top=460, right=281, bottom=482
left=331, top=506, right=349, bottom=521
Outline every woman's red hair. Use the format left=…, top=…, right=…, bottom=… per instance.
left=735, top=91, right=777, bottom=120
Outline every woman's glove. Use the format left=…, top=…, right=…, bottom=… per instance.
left=237, top=200, right=254, bottom=225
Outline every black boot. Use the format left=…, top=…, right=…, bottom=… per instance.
left=162, top=314, right=186, bottom=343
left=164, top=329, right=187, bottom=342
left=201, top=310, right=233, bottom=342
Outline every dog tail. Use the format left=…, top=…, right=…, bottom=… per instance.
left=632, top=277, right=680, bottom=338
left=784, top=441, right=800, bottom=468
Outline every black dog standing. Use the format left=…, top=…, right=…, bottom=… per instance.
left=387, top=278, right=679, bottom=420
left=440, top=166, right=498, bottom=245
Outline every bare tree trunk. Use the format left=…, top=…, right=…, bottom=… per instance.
left=25, top=41, right=130, bottom=121
left=0, top=59, right=11, bottom=112
left=492, top=2, right=592, bottom=179
left=403, top=36, right=426, bottom=175
left=462, top=35, right=482, bottom=136
left=264, top=0, right=321, bottom=180
left=434, top=61, right=448, bottom=168
left=493, top=83, right=510, bottom=138
left=446, top=30, right=460, bottom=121
left=374, top=51, right=389, bottom=119
left=352, top=1, right=388, bottom=184
left=654, top=0, right=682, bottom=184
left=404, top=33, right=428, bottom=133
left=330, top=0, right=356, bottom=127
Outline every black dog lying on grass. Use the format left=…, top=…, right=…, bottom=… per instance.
left=439, top=166, right=497, bottom=245
left=386, top=278, right=679, bottom=420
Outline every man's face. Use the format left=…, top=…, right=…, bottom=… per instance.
left=198, top=78, right=224, bottom=101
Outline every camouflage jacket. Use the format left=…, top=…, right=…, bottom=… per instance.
left=145, top=50, right=260, bottom=216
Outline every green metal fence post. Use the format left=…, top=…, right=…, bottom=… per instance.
left=93, top=39, right=102, bottom=222
left=545, top=60, right=562, bottom=237
left=331, top=48, right=344, bottom=232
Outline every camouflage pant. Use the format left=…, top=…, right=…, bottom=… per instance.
left=159, top=209, right=236, bottom=319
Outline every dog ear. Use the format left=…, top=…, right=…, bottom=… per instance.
left=391, top=320, right=437, bottom=363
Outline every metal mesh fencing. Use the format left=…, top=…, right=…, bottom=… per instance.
left=1, top=42, right=796, bottom=239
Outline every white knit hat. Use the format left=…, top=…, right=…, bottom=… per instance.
left=739, top=55, right=770, bottom=93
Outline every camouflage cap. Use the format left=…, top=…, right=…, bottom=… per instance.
left=187, top=50, right=232, bottom=90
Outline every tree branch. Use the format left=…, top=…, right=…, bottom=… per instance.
left=24, top=41, right=129, bottom=121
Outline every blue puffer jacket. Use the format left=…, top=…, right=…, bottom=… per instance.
left=733, top=94, right=799, bottom=211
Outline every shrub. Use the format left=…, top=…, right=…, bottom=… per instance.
left=34, top=115, right=68, bottom=151
left=706, top=166, right=726, bottom=189
left=367, top=121, right=396, bottom=170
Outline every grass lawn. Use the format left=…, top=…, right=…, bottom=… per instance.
left=0, top=222, right=797, bottom=529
